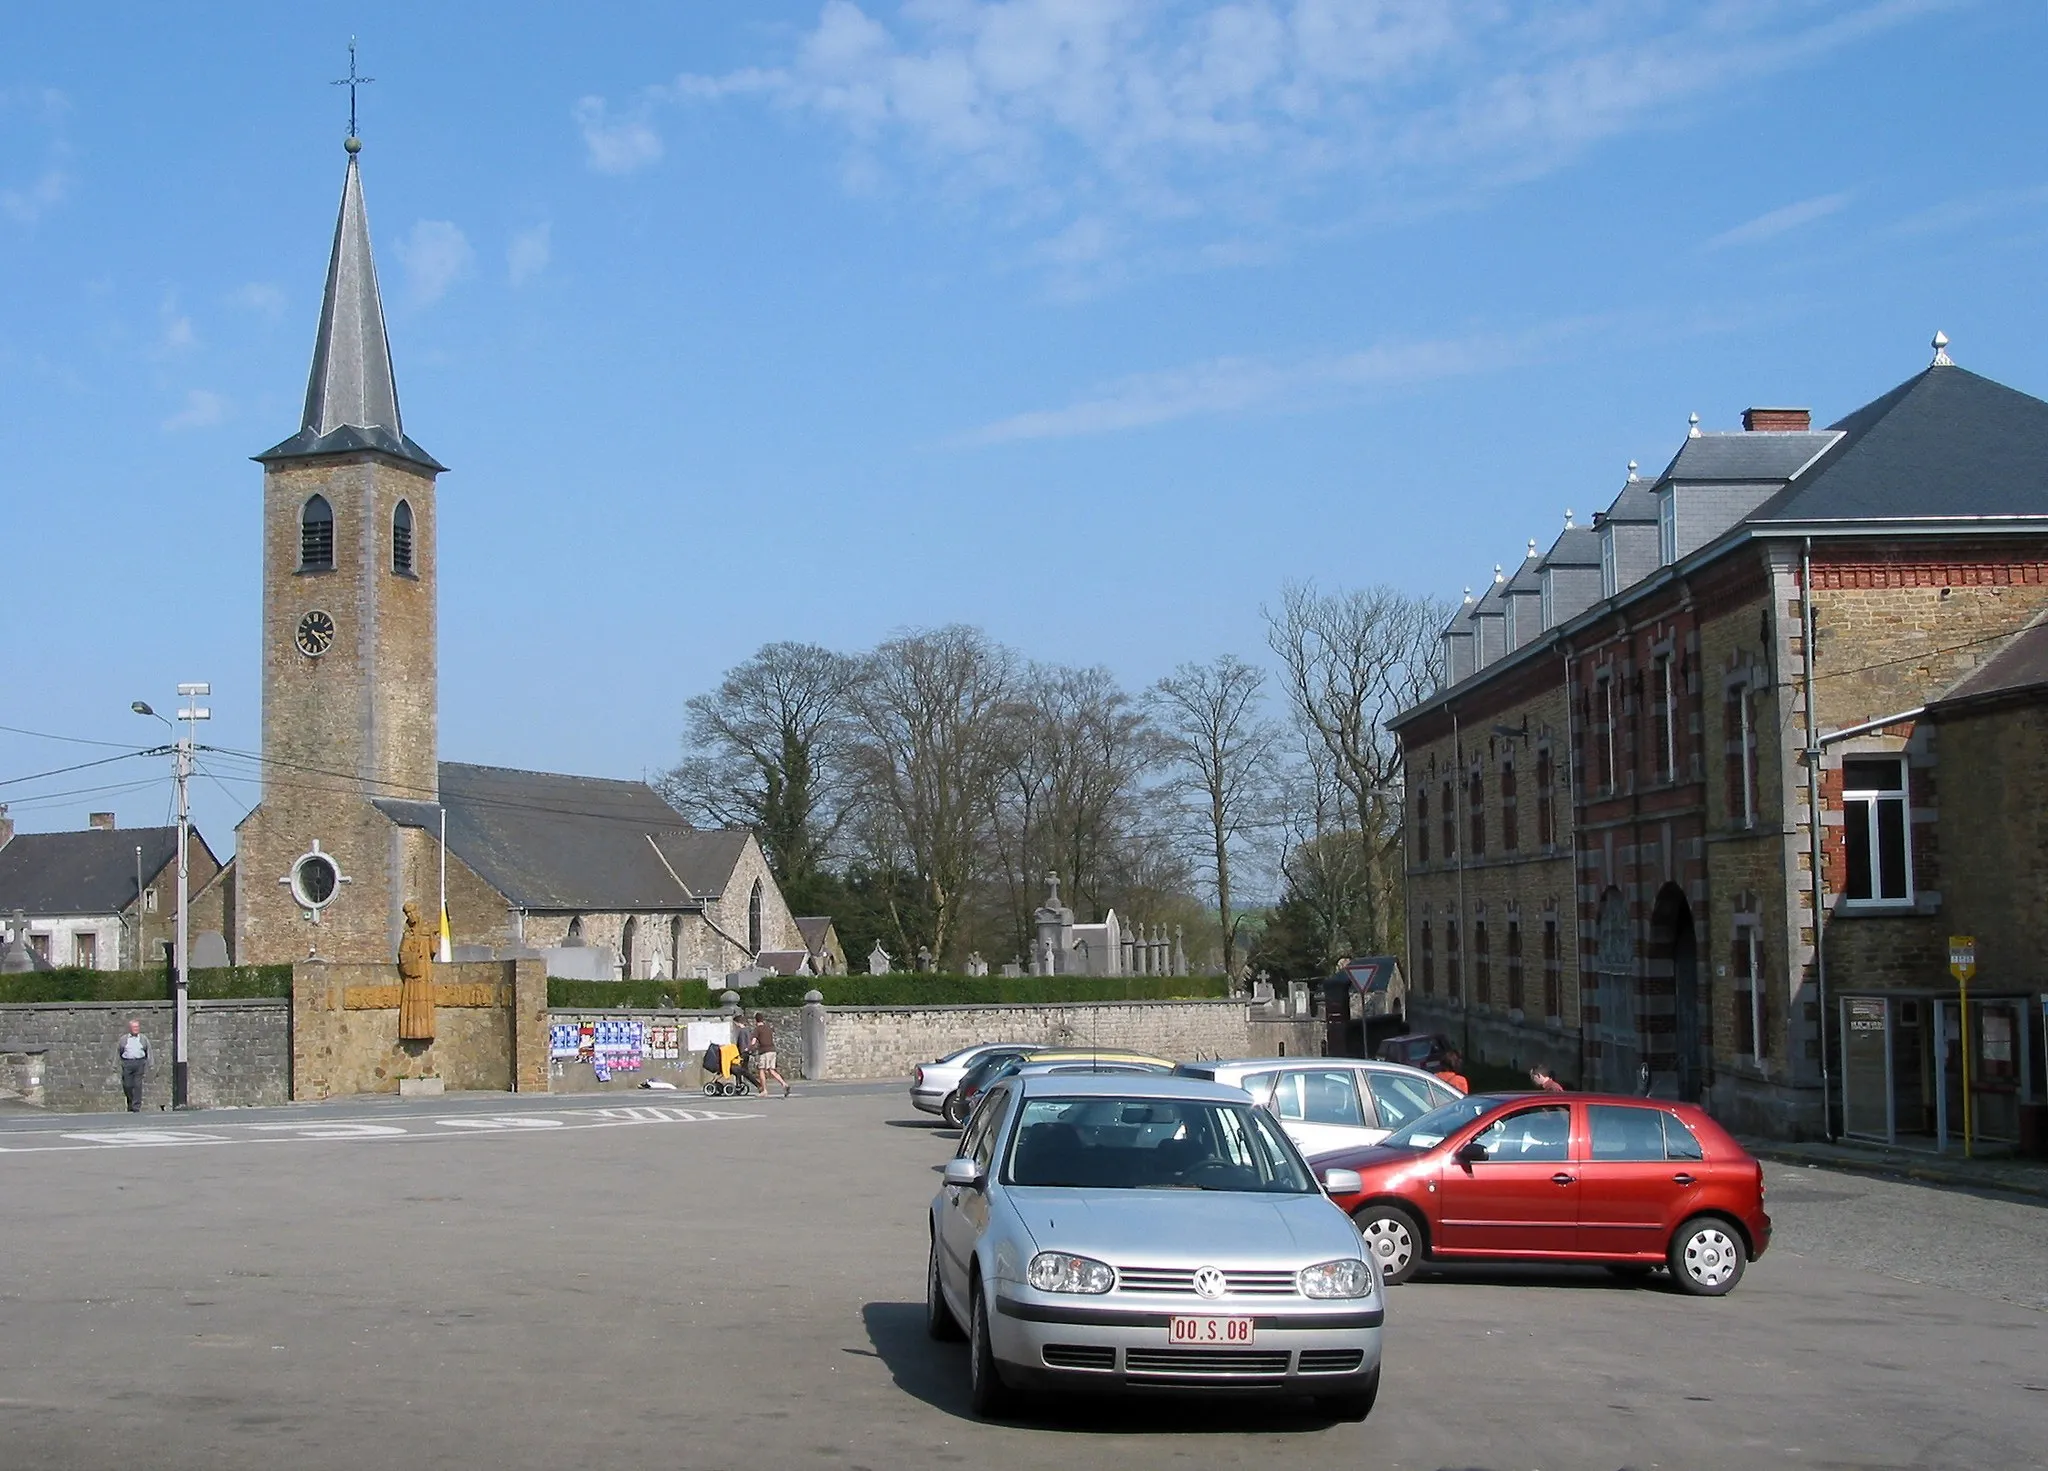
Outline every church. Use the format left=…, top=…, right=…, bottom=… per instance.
left=224, top=131, right=813, bottom=983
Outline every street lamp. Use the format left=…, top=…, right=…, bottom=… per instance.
left=132, top=685, right=209, bottom=1109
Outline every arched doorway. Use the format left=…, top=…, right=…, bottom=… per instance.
left=1649, top=883, right=1702, bottom=1102
left=1592, top=887, right=1637, bottom=1093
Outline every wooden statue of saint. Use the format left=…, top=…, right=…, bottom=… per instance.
left=397, top=900, right=437, bottom=1041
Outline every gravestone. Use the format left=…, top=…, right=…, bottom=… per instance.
left=867, top=943, right=892, bottom=976
left=189, top=930, right=231, bottom=971
left=965, top=952, right=988, bottom=977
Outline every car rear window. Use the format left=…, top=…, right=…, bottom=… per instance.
left=1589, top=1104, right=1706, bottom=1162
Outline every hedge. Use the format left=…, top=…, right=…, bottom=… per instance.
left=0, top=965, right=294, bottom=1005
left=546, top=972, right=1231, bottom=1010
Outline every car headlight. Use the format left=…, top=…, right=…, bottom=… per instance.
left=1027, top=1252, right=1115, bottom=1295
left=1298, top=1258, right=1374, bottom=1299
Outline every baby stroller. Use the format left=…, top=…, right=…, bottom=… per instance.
left=701, top=1041, right=758, bottom=1097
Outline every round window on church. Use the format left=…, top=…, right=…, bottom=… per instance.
left=292, top=852, right=340, bottom=909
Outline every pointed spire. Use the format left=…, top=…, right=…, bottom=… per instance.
left=257, top=143, right=442, bottom=470
left=1931, top=329, right=1953, bottom=367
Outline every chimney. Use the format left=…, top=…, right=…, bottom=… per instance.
left=1742, top=407, right=1811, bottom=432
left=0, top=804, right=12, bottom=850
left=89, top=812, right=116, bottom=832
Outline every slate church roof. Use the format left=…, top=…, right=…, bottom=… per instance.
left=374, top=763, right=754, bottom=913
left=255, top=144, right=443, bottom=471
left=0, top=826, right=194, bottom=917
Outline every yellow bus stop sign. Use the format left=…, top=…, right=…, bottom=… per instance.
left=1949, top=936, right=1976, bottom=983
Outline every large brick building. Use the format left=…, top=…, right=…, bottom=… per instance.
left=1394, top=342, right=2048, bottom=1141
left=225, top=135, right=807, bottom=981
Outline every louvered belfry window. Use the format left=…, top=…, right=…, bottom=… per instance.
left=300, top=495, right=335, bottom=570
left=392, top=499, right=415, bottom=575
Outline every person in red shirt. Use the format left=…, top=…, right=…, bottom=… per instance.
left=1434, top=1049, right=1470, bottom=1094
left=1529, top=1063, right=1565, bottom=1093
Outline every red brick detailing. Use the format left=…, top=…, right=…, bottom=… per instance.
left=1742, top=407, right=1811, bottom=432
left=1805, top=561, right=2048, bottom=591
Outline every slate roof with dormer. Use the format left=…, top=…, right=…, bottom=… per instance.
left=0, top=826, right=195, bottom=917
left=1397, top=356, right=2048, bottom=728
left=1748, top=366, right=2048, bottom=524
left=1928, top=611, right=2048, bottom=715
left=372, top=762, right=754, bottom=913
left=1657, top=430, right=1839, bottom=483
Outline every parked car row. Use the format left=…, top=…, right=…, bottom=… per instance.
left=905, top=1043, right=1772, bottom=1421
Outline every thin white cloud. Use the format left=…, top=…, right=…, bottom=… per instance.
left=0, top=86, right=72, bottom=223
left=162, top=389, right=229, bottom=432
left=230, top=282, right=286, bottom=317
left=574, top=96, right=663, bottom=174
left=155, top=295, right=196, bottom=356
left=958, top=317, right=1609, bottom=445
left=395, top=220, right=475, bottom=305
left=1703, top=191, right=1853, bottom=251
left=1884, top=181, right=2048, bottom=237
left=619, top=0, right=1942, bottom=281
left=507, top=222, right=552, bottom=285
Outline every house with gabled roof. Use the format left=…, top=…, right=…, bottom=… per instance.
left=0, top=812, right=224, bottom=972
left=1394, top=338, right=2048, bottom=1142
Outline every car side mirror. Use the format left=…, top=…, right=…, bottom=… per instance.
left=943, top=1157, right=987, bottom=1190
left=1319, top=1167, right=1363, bottom=1195
left=1455, top=1140, right=1489, bottom=1165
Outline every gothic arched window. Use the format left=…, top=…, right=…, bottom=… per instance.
left=748, top=880, right=764, bottom=958
left=620, top=916, right=637, bottom=977
left=300, top=495, right=334, bottom=570
left=565, top=915, right=583, bottom=945
left=392, top=499, right=414, bottom=575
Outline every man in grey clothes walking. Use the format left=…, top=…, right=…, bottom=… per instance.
left=118, top=1019, right=149, bottom=1112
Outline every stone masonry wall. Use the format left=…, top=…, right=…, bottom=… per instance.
left=807, top=999, right=1257, bottom=1082
left=0, top=999, right=290, bottom=1112
left=290, top=959, right=547, bottom=1100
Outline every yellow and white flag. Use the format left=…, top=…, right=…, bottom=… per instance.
left=438, top=906, right=452, bottom=964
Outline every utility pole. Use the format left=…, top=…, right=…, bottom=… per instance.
left=133, top=685, right=209, bottom=1109
left=172, top=684, right=210, bottom=1109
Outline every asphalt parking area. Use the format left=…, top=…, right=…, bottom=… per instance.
left=3, top=1086, right=2042, bottom=1470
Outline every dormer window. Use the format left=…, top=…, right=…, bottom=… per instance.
left=1600, top=529, right=1618, bottom=597
left=1658, top=489, right=1678, bottom=564
left=392, top=499, right=415, bottom=575
left=300, top=494, right=334, bottom=571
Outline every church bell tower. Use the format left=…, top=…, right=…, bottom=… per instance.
left=234, top=128, right=447, bottom=965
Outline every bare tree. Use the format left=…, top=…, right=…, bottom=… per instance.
left=656, top=641, right=861, bottom=886
left=1147, top=655, right=1281, bottom=979
left=848, top=626, right=1018, bottom=964
left=1265, top=584, right=1446, bottom=956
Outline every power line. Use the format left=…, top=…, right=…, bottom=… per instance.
left=0, top=722, right=145, bottom=750
left=0, top=749, right=151, bottom=790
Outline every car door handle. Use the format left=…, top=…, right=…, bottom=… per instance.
left=1551, top=1173, right=1575, bottom=1185
left=1672, top=1173, right=1697, bottom=1187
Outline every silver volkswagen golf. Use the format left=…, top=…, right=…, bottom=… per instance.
left=926, top=1073, right=1384, bottom=1420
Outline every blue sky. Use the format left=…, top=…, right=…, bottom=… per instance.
left=5, top=0, right=2046, bottom=854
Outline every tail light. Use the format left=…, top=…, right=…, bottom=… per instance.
left=915, top=1066, right=925, bottom=1087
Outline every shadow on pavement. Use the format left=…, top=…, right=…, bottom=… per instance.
left=882, top=1118, right=952, bottom=1132
left=1406, top=1263, right=1668, bottom=1292
left=859, top=1301, right=1342, bottom=1434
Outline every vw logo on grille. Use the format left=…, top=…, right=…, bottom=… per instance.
left=1192, top=1266, right=1227, bottom=1299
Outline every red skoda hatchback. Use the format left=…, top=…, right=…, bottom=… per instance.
left=1314, top=1093, right=1770, bottom=1296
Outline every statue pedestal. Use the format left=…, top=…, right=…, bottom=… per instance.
left=398, top=1075, right=445, bottom=1098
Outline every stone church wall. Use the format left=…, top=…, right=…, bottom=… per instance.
left=805, top=999, right=1256, bottom=1082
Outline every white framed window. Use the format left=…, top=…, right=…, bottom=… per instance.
left=1842, top=756, right=1912, bottom=904
left=1653, top=655, right=1676, bottom=782
left=1733, top=924, right=1766, bottom=1064
left=1599, top=677, right=1617, bottom=793
left=1658, top=490, right=1677, bottom=564
left=1540, top=579, right=1554, bottom=629
left=143, top=887, right=159, bottom=915
left=1600, top=531, right=1618, bottom=597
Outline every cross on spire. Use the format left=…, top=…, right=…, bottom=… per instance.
left=332, top=37, right=375, bottom=143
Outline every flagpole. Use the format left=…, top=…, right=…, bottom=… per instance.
left=438, top=805, right=451, bottom=964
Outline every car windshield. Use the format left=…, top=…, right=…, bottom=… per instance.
left=1380, top=1094, right=1503, bottom=1150
left=1002, top=1096, right=1316, bottom=1194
